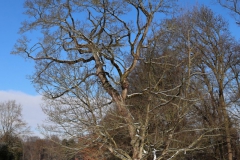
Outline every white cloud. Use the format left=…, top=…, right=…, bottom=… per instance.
left=0, top=90, right=46, bottom=137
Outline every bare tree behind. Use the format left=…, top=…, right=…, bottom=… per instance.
left=0, top=100, right=30, bottom=160
left=157, top=6, right=240, bottom=160
left=0, top=100, right=29, bottom=140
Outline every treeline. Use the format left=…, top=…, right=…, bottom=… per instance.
left=7, top=0, right=240, bottom=160
left=0, top=134, right=82, bottom=160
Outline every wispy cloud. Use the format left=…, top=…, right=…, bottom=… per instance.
left=0, top=90, right=46, bottom=137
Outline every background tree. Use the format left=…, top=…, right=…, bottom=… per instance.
left=157, top=6, right=240, bottom=160
left=187, top=7, right=240, bottom=160
left=0, top=100, right=30, bottom=160
left=22, top=135, right=76, bottom=160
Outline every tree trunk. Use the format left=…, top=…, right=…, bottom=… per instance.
left=219, top=87, right=232, bottom=160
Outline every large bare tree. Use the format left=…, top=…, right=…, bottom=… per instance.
left=13, top=0, right=180, bottom=159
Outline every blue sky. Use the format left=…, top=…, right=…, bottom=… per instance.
left=0, top=0, right=239, bottom=137
left=0, top=0, right=36, bottom=95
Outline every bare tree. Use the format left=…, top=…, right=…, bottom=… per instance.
left=0, top=100, right=30, bottom=160
left=0, top=100, right=29, bottom=140
left=190, top=7, right=240, bottom=160
left=158, top=6, right=240, bottom=160
left=13, top=0, right=181, bottom=159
